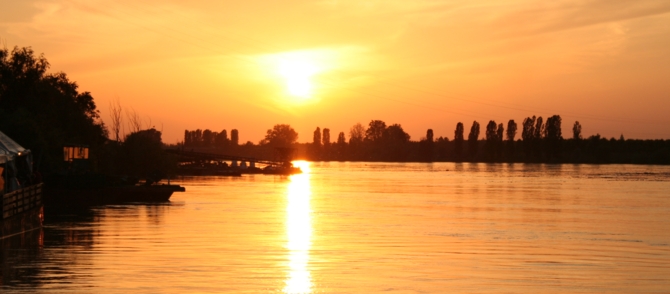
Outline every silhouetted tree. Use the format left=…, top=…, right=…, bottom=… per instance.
left=349, top=123, right=364, bottom=144
left=454, top=122, right=464, bottom=161
left=322, top=128, right=331, bottom=146
left=505, top=120, right=517, bottom=160
left=382, top=124, right=410, bottom=160
left=533, top=116, right=545, bottom=159
left=522, top=117, right=535, bottom=141
left=506, top=120, right=517, bottom=142
left=365, top=120, right=387, bottom=143
left=121, top=128, right=175, bottom=178
left=336, top=131, right=346, bottom=160
left=384, top=124, right=410, bottom=142
left=485, top=121, right=497, bottom=140
left=467, top=121, right=480, bottom=160
left=0, top=46, right=107, bottom=172
left=307, top=127, right=321, bottom=160
left=420, top=129, right=434, bottom=161
left=215, top=129, right=228, bottom=148
left=313, top=127, right=322, bottom=147
left=496, top=123, right=504, bottom=160
left=497, top=123, right=504, bottom=140
left=125, top=108, right=144, bottom=134
left=534, top=117, right=544, bottom=140
left=522, top=116, right=536, bottom=160
left=262, top=124, right=298, bottom=147
left=322, top=128, right=331, bottom=159
left=363, top=120, right=388, bottom=160
left=221, top=129, right=228, bottom=141
left=545, top=115, right=562, bottom=161
left=202, top=129, right=214, bottom=147
left=231, top=129, right=239, bottom=146
left=194, top=129, right=203, bottom=147
left=349, top=123, right=365, bottom=160
left=109, top=99, right=123, bottom=142
left=311, top=127, right=322, bottom=159
left=545, top=115, right=562, bottom=140
left=485, top=120, right=498, bottom=161
left=573, top=121, right=582, bottom=140
left=337, top=132, right=346, bottom=144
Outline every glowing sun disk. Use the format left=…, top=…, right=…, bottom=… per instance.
left=277, top=58, right=318, bottom=98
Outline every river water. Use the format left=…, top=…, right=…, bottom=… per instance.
left=2, top=162, right=670, bottom=293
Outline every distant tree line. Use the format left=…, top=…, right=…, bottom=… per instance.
left=183, top=118, right=670, bottom=165
left=306, top=120, right=413, bottom=161
left=183, top=128, right=239, bottom=148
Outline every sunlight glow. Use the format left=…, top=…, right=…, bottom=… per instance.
left=284, top=161, right=313, bottom=293
left=253, top=47, right=362, bottom=109
left=278, top=59, right=318, bottom=99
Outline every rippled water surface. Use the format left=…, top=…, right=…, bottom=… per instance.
left=2, top=162, right=670, bottom=293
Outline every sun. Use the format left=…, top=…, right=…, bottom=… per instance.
left=276, top=55, right=319, bottom=99
left=255, top=49, right=335, bottom=103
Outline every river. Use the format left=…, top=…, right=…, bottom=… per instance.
left=2, top=162, right=670, bottom=293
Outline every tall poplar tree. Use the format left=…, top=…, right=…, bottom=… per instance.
left=454, top=122, right=464, bottom=160
left=468, top=121, right=480, bottom=160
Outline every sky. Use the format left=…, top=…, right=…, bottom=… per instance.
left=1, top=0, right=669, bottom=143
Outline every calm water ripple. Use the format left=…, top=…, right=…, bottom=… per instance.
left=2, top=162, right=670, bottom=293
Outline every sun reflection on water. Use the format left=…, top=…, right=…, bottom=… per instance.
left=284, top=161, right=313, bottom=293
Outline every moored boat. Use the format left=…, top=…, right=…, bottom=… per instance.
left=43, top=145, right=186, bottom=207
left=44, top=182, right=185, bottom=207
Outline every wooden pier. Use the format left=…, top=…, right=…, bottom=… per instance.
left=165, top=149, right=301, bottom=175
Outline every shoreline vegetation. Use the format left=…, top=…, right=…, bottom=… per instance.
left=2, top=46, right=669, bottom=181
left=178, top=121, right=670, bottom=165
left=0, top=46, right=173, bottom=178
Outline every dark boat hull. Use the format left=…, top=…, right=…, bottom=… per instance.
left=44, top=184, right=185, bottom=207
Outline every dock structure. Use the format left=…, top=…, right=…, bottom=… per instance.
left=164, top=148, right=300, bottom=175
left=165, top=149, right=288, bottom=167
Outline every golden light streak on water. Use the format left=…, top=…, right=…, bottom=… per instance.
left=283, top=161, right=312, bottom=293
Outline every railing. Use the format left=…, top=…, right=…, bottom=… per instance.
left=2, top=183, right=43, bottom=220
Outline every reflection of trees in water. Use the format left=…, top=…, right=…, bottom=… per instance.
left=443, top=163, right=568, bottom=226
left=144, top=203, right=171, bottom=226
left=1, top=228, right=44, bottom=287
left=94, top=204, right=172, bottom=235
left=2, top=225, right=98, bottom=288
left=0, top=207, right=100, bottom=287
left=1, top=204, right=173, bottom=288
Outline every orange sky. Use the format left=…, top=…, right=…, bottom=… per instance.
left=2, top=0, right=669, bottom=143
